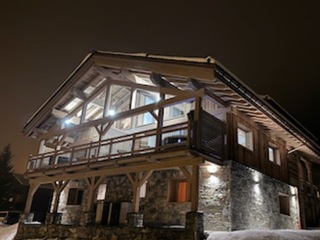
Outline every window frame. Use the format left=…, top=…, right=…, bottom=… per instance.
left=279, top=193, right=290, bottom=216
left=168, top=179, right=191, bottom=203
left=268, top=144, right=281, bottom=165
left=237, top=125, right=253, bottom=150
left=66, top=188, right=84, bottom=205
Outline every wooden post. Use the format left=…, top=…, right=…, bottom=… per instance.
left=305, top=161, right=313, bottom=184
left=190, top=164, right=199, bottom=212
left=155, top=93, right=164, bottom=151
left=85, top=176, right=106, bottom=212
left=24, top=182, right=40, bottom=214
left=127, top=171, right=153, bottom=213
left=51, top=180, right=69, bottom=213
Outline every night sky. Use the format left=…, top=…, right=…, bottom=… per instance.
left=1, top=1, right=319, bottom=173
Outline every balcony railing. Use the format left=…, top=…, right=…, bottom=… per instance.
left=27, top=122, right=190, bottom=172
left=27, top=110, right=226, bottom=173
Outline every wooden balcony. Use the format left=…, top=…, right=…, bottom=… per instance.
left=26, top=111, right=225, bottom=179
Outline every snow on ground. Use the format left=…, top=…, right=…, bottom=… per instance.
left=0, top=223, right=17, bottom=240
left=1, top=223, right=320, bottom=240
left=207, top=230, right=320, bottom=240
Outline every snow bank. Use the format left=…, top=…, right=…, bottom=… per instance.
left=207, top=230, right=320, bottom=240
left=0, top=223, right=18, bottom=240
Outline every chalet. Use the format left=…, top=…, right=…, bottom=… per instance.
left=16, top=52, right=320, bottom=239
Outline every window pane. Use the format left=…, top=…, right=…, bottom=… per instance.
left=268, top=147, right=274, bottom=162
left=177, top=181, right=188, bottom=202
left=237, top=128, right=246, bottom=146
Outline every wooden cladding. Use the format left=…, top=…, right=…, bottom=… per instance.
left=226, top=112, right=289, bottom=183
left=187, top=109, right=225, bottom=160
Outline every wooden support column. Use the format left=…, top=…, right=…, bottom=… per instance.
left=305, top=161, right=313, bottom=185
left=190, top=164, right=200, bottom=212
left=51, top=180, right=69, bottom=213
left=24, top=182, right=40, bottom=214
left=194, top=96, right=202, bottom=149
left=155, top=93, right=165, bottom=151
left=127, top=170, right=153, bottom=213
left=84, top=176, right=106, bottom=212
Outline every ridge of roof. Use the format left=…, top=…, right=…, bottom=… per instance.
left=95, top=50, right=216, bottom=64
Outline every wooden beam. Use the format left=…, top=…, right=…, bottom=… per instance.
left=84, top=176, right=106, bottom=212
left=127, top=170, right=153, bottom=212
left=51, top=180, right=69, bottom=213
left=179, top=166, right=191, bottom=181
left=150, top=72, right=179, bottom=89
left=24, top=182, right=40, bottom=214
left=27, top=156, right=203, bottom=183
left=40, top=92, right=201, bottom=140
left=190, top=164, right=199, bottom=212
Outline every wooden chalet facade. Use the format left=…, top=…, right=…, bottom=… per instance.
left=17, top=52, right=320, bottom=239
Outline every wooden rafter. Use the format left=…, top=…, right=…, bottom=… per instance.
left=150, top=72, right=179, bottom=90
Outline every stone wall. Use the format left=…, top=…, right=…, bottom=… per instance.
left=105, top=175, right=132, bottom=202
left=52, top=160, right=299, bottom=231
left=140, top=170, right=190, bottom=226
left=57, top=180, right=87, bottom=225
left=198, top=162, right=232, bottom=231
left=15, top=224, right=191, bottom=240
left=230, top=161, right=300, bottom=230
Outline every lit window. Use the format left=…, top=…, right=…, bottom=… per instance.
left=140, top=182, right=147, bottom=198
left=136, top=92, right=158, bottom=126
left=268, top=145, right=280, bottom=165
left=237, top=127, right=253, bottom=150
left=67, top=188, right=83, bottom=205
left=96, top=184, right=107, bottom=201
left=279, top=194, right=290, bottom=215
left=168, top=179, right=190, bottom=202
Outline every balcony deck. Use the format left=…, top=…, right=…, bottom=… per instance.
left=26, top=111, right=225, bottom=180
left=26, top=122, right=195, bottom=178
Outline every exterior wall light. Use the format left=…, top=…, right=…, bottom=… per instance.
left=108, top=110, right=116, bottom=116
left=206, top=163, right=219, bottom=174
left=252, top=171, right=260, bottom=183
left=64, top=119, right=71, bottom=125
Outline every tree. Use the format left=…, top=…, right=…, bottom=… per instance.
left=0, top=144, right=14, bottom=210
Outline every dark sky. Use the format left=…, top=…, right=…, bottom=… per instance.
left=1, top=1, right=319, bottom=173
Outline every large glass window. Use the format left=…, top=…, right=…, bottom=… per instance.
left=135, top=90, right=159, bottom=126
left=108, top=85, right=131, bottom=116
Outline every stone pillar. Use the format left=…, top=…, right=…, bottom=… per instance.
left=186, top=212, right=204, bottom=240
left=127, top=213, right=143, bottom=227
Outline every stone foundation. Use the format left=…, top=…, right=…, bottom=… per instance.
left=230, top=161, right=300, bottom=230
left=15, top=223, right=192, bottom=240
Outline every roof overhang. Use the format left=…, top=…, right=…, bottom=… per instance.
left=23, top=51, right=320, bottom=163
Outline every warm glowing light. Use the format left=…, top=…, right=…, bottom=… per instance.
left=252, top=171, right=260, bottom=183
left=65, top=119, right=71, bottom=125
left=109, top=110, right=116, bottom=116
left=207, top=163, right=219, bottom=174
left=209, top=175, right=220, bottom=185
left=253, top=184, right=261, bottom=195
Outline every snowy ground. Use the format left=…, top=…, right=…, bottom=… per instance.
left=207, top=230, right=320, bottom=240
left=0, top=223, right=17, bottom=240
left=1, top=223, right=320, bottom=240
